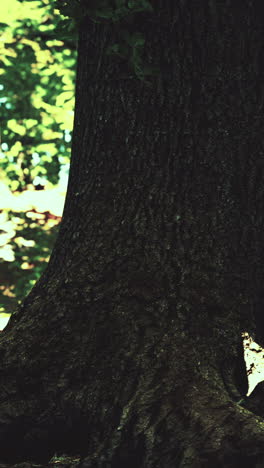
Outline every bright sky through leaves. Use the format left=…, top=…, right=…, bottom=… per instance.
left=0, top=0, right=76, bottom=312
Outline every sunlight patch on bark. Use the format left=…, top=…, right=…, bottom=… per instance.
left=242, top=332, right=264, bottom=396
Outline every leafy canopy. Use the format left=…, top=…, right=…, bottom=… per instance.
left=0, top=0, right=76, bottom=314
left=0, top=0, right=77, bottom=191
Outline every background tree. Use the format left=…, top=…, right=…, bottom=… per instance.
left=0, top=0, right=76, bottom=315
left=1, top=1, right=264, bottom=467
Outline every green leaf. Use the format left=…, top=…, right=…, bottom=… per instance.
left=124, top=32, right=145, bottom=47
left=127, top=0, right=153, bottom=13
left=0, top=0, right=76, bottom=191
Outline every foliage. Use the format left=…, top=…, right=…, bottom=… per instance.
left=0, top=185, right=64, bottom=313
left=0, top=0, right=77, bottom=191
left=106, top=30, right=159, bottom=81
left=0, top=0, right=76, bottom=313
left=55, top=0, right=153, bottom=22
left=85, top=0, right=153, bottom=23
left=55, top=0, right=158, bottom=83
left=0, top=209, right=60, bottom=312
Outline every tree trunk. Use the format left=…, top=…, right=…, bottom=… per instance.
left=1, top=1, right=264, bottom=466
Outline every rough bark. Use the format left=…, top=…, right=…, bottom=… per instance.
left=1, top=1, right=264, bottom=467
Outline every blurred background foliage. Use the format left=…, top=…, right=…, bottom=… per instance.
left=0, top=0, right=77, bottom=324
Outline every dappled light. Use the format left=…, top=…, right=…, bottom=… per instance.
left=0, top=0, right=76, bottom=189
left=0, top=0, right=76, bottom=314
left=0, top=182, right=65, bottom=216
left=0, top=186, right=64, bottom=312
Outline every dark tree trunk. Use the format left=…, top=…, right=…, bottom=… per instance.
left=2, top=1, right=264, bottom=467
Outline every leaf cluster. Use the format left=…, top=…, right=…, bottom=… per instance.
left=106, top=30, right=158, bottom=81
left=0, top=207, right=60, bottom=313
left=55, top=0, right=153, bottom=22
left=0, top=0, right=77, bottom=191
left=0, top=0, right=76, bottom=312
left=55, top=0, right=157, bottom=83
left=86, top=0, right=153, bottom=23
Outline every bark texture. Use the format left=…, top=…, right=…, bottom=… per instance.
left=1, top=1, right=264, bottom=467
